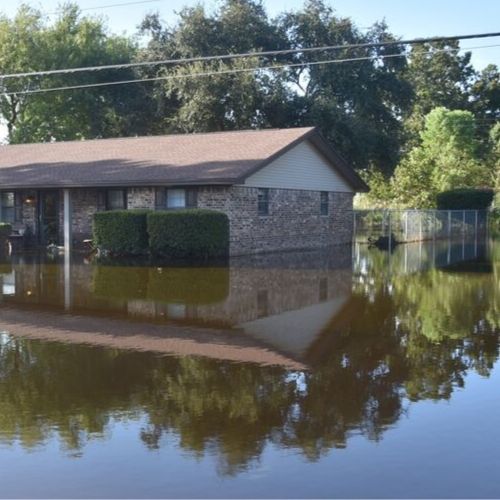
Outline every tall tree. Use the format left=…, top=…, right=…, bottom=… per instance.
left=0, top=4, right=151, bottom=143
left=402, top=41, right=476, bottom=147
left=276, top=0, right=412, bottom=173
left=138, top=0, right=294, bottom=133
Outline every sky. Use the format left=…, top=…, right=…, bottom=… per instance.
left=1, top=0, right=499, bottom=69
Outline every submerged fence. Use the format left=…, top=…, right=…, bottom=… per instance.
left=354, top=209, right=489, bottom=243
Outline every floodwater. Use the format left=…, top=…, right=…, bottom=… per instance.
left=0, top=238, right=498, bottom=498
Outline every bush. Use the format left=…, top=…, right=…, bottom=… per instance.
left=93, top=210, right=149, bottom=255
left=148, top=209, right=229, bottom=258
left=436, top=188, right=495, bottom=210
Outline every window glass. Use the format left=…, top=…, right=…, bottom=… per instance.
left=1, top=192, right=15, bottom=223
left=107, top=189, right=126, bottom=210
left=167, top=188, right=186, bottom=209
left=320, top=191, right=329, bottom=216
left=258, top=188, right=269, bottom=216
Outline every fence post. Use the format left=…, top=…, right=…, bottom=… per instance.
left=404, top=211, right=408, bottom=241
left=448, top=210, right=452, bottom=239
left=419, top=213, right=423, bottom=241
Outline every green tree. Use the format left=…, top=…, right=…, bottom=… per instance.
left=0, top=3, right=151, bottom=143
left=402, top=41, right=475, bottom=147
left=277, top=0, right=411, bottom=173
left=137, top=0, right=294, bottom=133
left=392, top=107, right=494, bottom=208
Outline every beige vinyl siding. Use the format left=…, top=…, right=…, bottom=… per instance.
left=242, top=139, right=353, bottom=192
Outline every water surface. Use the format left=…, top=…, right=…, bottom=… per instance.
left=0, top=238, right=498, bottom=498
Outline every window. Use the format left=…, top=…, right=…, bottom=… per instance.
left=0, top=192, right=15, bottom=223
left=106, top=189, right=127, bottom=210
left=161, top=188, right=197, bottom=210
left=167, top=188, right=186, bottom=209
left=320, top=191, right=329, bottom=216
left=258, top=188, right=269, bottom=216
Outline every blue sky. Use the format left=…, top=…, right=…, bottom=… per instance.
left=2, top=0, right=500, bottom=69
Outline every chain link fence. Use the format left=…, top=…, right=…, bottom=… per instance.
left=354, top=209, right=489, bottom=243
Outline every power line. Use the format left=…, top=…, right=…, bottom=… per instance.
left=2, top=43, right=498, bottom=97
left=47, top=0, right=161, bottom=15
left=1, top=31, right=499, bottom=80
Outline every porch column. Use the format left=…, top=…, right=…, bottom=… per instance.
left=63, top=188, right=72, bottom=253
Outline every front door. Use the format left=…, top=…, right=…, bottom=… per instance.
left=38, top=190, right=60, bottom=245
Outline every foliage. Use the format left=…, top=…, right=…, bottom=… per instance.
left=392, top=107, right=495, bottom=208
left=0, top=4, right=152, bottom=143
left=402, top=41, right=475, bottom=148
left=93, top=210, right=149, bottom=255
left=354, top=168, right=394, bottom=208
left=436, top=188, right=495, bottom=210
left=148, top=209, right=229, bottom=258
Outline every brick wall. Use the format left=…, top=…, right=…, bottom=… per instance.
left=197, top=186, right=354, bottom=256
left=11, top=186, right=353, bottom=254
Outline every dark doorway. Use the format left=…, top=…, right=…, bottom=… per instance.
left=38, top=190, right=60, bottom=245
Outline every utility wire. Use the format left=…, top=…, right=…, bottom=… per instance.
left=2, top=43, right=498, bottom=97
left=48, top=0, right=161, bottom=15
left=1, top=31, right=499, bottom=80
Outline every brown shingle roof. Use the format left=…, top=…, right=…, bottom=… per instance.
left=0, top=127, right=367, bottom=191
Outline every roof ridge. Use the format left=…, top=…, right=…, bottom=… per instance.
left=0, top=126, right=316, bottom=149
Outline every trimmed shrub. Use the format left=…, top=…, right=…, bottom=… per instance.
left=148, top=209, right=229, bottom=258
left=93, top=210, right=149, bottom=255
left=436, top=188, right=495, bottom=210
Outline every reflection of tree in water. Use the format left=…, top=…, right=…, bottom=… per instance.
left=0, top=250, right=498, bottom=474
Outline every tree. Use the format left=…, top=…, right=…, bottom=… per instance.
left=0, top=4, right=152, bottom=143
left=138, top=0, right=294, bottom=133
left=392, top=107, right=494, bottom=208
left=402, top=41, right=475, bottom=148
left=277, top=1, right=411, bottom=173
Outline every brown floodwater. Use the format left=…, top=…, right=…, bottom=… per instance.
left=0, top=238, right=498, bottom=498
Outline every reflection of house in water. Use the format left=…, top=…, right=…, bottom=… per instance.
left=0, top=247, right=353, bottom=368
left=1, top=237, right=491, bottom=368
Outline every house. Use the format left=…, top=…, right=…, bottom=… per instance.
left=0, top=127, right=367, bottom=256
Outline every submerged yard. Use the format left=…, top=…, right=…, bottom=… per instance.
left=0, top=237, right=498, bottom=498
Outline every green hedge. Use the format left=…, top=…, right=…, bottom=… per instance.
left=436, top=188, right=495, bottom=210
left=148, top=209, right=229, bottom=258
left=93, top=210, right=149, bottom=255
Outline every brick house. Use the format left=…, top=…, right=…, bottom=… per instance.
left=0, top=127, right=367, bottom=256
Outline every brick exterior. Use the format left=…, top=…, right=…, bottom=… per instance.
left=197, top=186, right=354, bottom=256
left=7, top=186, right=353, bottom=255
